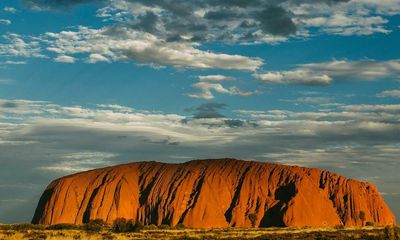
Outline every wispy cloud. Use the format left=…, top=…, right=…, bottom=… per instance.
left=198, top=75, right=235, bottom=82
left=0, top=19, right=12, bottom=25
left=0, top=60, right=26, bottom=65
left=0, top=26, right=263, bottom=71
left=377, top=89, right=400, bottom=98
left=254, top=70, right=332, bottom=86
left=38, top=152, right=118, bottom=173
left=0, top=79, right=14, bottom=85
left=54, top=55, right=76, bottom=63
left=255, top=59, right=400, bottom=85
left=0, top=33, right=46, bottom=58
left=187, top=76, right=258, bottom=99
left=3, top=6, right=18, bottom=14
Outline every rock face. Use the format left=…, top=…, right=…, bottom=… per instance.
left=32, top=159, right=396, bottom=228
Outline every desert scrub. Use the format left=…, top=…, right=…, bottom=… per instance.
left=84, top=219, right=107, bottom=232
left=46, top=223, right=80, bottom=230
left=0, top=223, right=45, bottom=231
left=23, top=231, right=47, bottom=240
left=112, top=218, right=144, bottom=233
left=0, top=225, right=399, bottom=240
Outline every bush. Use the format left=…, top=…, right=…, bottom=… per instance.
left=1, top=223, right=45, bottom=231
left=84, top=218, right=106, bottom=232
left=175, top=223, right=186, bottom=229
left=46, top=223, right=79, bottom=230
left=394, top=225, right=400, bottom=240
left=144, top=224, right=158, bottom=230
left=158, top=224, right=170, bottom=229
left=248, top=213, right=258, bottom=227
left=112, top=218, right=127, bottom=232
left=334, top=224, right=345, bottom=229
left=365, top=221, right=375, bottom=226
left=384, top=225, right=395, bottom=240
left=112, top=218, right=145, bottom=232
left=133, top=220, right=144, bottom=232
left=125, top=219, right=135, bottom=232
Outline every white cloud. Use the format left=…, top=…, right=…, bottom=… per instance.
left=302, top=60, right=400, bottom=79
left=41, top=26, right=263, bottom=71
left=2, top=99, right=399, bottom=147
left=340, top=104, right=400, bottom=112
left=198, top=75, right=235, bottom=82
left=377, top=89, right=400, bottom=98
left=187, top=82, right=231, bottom=100
left=1, top=26, right=262, bottom=71
left=255, top=59, right=400, bottom=85
left=0, top=19, right=11, bottom=25
left=86, top=53, right=111, bottom=63
left=187, top=82, right=256, bottom=99
left=291, top=0, right=397, bottom=36
left=0, top=33, right=46, bottom=58
left=254, top=70, right=332, bottom=86
left=0, top=60, right=26, bottom=65
left=293, top=96, right=332, bottom=104
left=54, top=55, right=75, bottom=63
left=3, top=6, right=17, bottom=14
left=38, top=152, right=118, bottom=173
left=298, top=13, right=390, bottom=36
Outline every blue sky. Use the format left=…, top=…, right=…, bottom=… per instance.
left=0, top=0, right=400, bottom=223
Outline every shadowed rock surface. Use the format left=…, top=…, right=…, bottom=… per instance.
left=32, top=159, right=396, bottom=228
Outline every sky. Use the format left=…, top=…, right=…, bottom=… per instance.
left=0, top=0, right=400, bottom=223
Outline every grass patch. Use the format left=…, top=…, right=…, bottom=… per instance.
left=0, top=224, right=399, bottom=239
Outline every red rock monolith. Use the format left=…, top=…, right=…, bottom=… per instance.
left=32, top=159, right=396, bottom=228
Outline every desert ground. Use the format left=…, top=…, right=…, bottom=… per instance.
left=1, top=223, right=399, bottom=240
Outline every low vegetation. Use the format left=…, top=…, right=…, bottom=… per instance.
left=0, top=222, right=399, bottom=240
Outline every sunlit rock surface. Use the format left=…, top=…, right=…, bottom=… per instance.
left=32, top=159, right=396, bottom=228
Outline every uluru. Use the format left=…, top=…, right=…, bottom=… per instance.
left=32, top=159, right=396, bottom=228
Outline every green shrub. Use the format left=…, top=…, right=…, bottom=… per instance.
left=144, top=224, right=158, bottom=230
left=112, top=218, right=145, bottom=232
left=394, top=225, right=400, bottom=240
left=334, top=224, right=345, bottom=229
left=158, top=224, right=170, bottom=229
left=133, top=220, right=145, bottom=232
left=112, top=218, right=127, bottom=232
left=84, top=218, right=106, bottom=232
left=248, top=213, right=258, bottom=227
left=175, top=223, right=186, bottom=229
left=385, top=225, right=395, bottom=240
left=46, top=223, right=79, bottom=230
left=365, top=221, right=375, bottom=226
left=3, top=223, right=45, bottom=231
left=125, top=219, right=135, bottom=232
